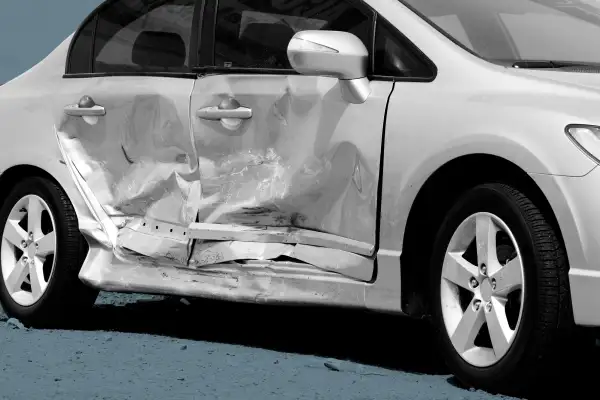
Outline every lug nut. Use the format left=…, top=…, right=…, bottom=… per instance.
left=35, top=243, right=39, bottom=248
left=473, top=300, right=481, bottom=311
left=28, top=232, right=33, bottom=240
left=469, top=277, right=479, bottom=289
left=21, top=240, right=27, bottom=248
left=480, top=263, right=487, bottom=275
left=491, top=278, right=497, bottom=290
left=485, top=302, right=492, bottom=312
left=21, top=257, right=28, bottom=265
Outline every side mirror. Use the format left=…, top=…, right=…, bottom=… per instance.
left=287, top=30, right=371, bottom=104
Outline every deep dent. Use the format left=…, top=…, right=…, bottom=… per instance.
left=55, top=75, right=391, bottom=304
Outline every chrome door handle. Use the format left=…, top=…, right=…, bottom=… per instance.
left=196, top=98, right=252, bottom=121
left=64, top=95, right=106, bottom=117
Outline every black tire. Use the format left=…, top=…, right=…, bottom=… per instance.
left=0, top=176, right=98, bottom=327
left=430, top=183, right=577, bottom=396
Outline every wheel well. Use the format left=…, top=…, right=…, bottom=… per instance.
left=0, top=165, right=63, bottom=210
left=400, top=154, right=565, bottom=318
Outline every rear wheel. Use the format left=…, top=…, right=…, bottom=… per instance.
left=0, top=177, right=98, bottom=327
left=430, top=183, right=576, bottom=395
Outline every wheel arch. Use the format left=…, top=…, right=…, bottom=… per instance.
left=0, top=163, right=93, bottom=230
left=0, top=165, right=66, bottom=207
left=399, top=153, right=566, bottom=318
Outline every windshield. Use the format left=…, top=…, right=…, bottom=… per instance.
left=402, top=0, right=600, bottom=65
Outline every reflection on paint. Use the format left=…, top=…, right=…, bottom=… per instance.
left=193, top=75, right=380, bottom=247
left=56, top=74, right=390, bottom=285
left=56, top=92, right=201, bottom=226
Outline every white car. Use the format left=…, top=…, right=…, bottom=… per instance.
left=1, top=0, right=600, bottom=394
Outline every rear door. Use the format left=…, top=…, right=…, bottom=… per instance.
left=187, top=0, right=393, bottom=280
left=54, top=0, right=201, bottom=265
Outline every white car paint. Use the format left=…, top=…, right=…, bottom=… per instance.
left=0, top=0, right=599, bottom=329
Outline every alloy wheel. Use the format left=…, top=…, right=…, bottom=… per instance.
left=1, top=195, right=57, bottom=306
left=440, top=212, right=525, bottom=367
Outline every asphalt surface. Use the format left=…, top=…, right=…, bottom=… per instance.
left=0, top=291, right=587, bottom=400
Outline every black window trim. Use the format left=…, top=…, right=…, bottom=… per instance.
left=63, top=0, right=204, bottom=79
left=193, top=0, right=437, bottom=82
left=195, top=0, right=376, bottom=76
left=371, top=14, right=437, bottom=82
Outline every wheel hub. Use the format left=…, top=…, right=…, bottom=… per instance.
left=480, top=278, right=493, bottom=302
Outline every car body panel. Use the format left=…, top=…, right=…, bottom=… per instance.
left=1, top=0, right=600, bottom=321
left=0, top=35, right=101, bottom=239
left=187, top=73, right=393, bottom=280
left=54, top=74, right=199, bottom=266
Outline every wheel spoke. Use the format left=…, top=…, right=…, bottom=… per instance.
left=491, top=257, right=523, bottom=296
left=36, top=231, right=56, bottom=257
left=486, top=297, right=513, bottom=359
left=3, top=219, right=27, bottom=248
left=450, top=302, right=485, bottom=354
left=4, top=258, right=28, bottom=293
left=475, top=214, right=498, bottom=267
left=29, top=258, right=46, bottom=299
left=442, top=252, right=478, bottom=291
left=27, top=197, right=43, bottom=239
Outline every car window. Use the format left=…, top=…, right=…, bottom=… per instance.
left=402, top=0, right=600, bottom=64
left=67, top=0, right=196, bottom=74
left=374, top=17, right=435, bottom=78
left=67, top=16, right=96, bottom=74
left=214, top=0, right=372, bottom=70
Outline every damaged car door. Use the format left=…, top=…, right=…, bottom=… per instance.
left=187, top=0, right=394, bottom=281
left=56, top=0, right=200, bottom=266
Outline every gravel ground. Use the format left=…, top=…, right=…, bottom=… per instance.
left=0, top=292, right=589, bottom=400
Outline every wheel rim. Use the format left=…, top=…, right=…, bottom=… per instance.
left=1, top=195, right=57, bottom=307
left=440, top=212, right=525, bottom=368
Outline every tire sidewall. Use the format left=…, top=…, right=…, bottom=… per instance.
left=430, top=184, right=539, bottom=388
left=0, top=177, right=74, bottom=320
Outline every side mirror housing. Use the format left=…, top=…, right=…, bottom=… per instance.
left=287, top=30, right=371, bottom=104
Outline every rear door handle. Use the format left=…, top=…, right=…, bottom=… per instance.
left=196, top=98, right=252, bottom=121
left=64, top=95, right=106, bottom=117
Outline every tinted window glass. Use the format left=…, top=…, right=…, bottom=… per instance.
left=67, top=15, right=96, bottom=74
left=214, top=0, right=372, bottom=69
left=402, top=0, right=600, bottom=64
left=93, top=0, right=195, bottom=73
left=374, top=17, right=433, bottom=78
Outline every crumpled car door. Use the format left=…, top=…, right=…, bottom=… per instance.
left=188, top=73, right=394, bottom=281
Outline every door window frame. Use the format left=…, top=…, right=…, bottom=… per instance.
left=63, top=0, right=204, bottom=79
left=194, top=0, right=437, bottom=82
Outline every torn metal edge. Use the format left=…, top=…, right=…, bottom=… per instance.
left=187, top=222, right=374, bottom=256
left=54, top=126, right=118, bottom=247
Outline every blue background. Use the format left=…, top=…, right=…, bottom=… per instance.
left=0, top=0, right=102, bottom=83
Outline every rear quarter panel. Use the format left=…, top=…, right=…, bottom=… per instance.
left=0, top=35, right=94, bottom=224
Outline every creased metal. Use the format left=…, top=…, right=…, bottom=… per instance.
left=56, top=84, right=200, bottom=227
left=188, top=222, right=372, bottom=255
left=55, top=74, right=389, bottom=288
left=189, top=240, right=373, bottom=281
left=191, top=75, right=389, bottom=253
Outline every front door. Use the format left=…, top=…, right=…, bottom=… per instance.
left=187, top=0, right=394, bottom=280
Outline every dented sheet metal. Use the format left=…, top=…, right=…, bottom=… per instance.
left=54, top=72, right=391, bottom=287
left=189, top=241, right=373, bottom=281
left=79, top=249, right=369, bottom=308
left=190, top=75, right=391, bottom=252
left=187, top=222, right=372, bottom=255
left=56, top=78, right=200, bottom=226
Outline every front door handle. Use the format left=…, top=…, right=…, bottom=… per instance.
left=196, top=98, right=252, bottom=121
left=64, top=95, right=106, bottom=117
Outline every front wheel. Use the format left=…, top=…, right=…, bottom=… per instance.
left=430, top=183, right=576, bottom=395
left=0, top=176, right=98, bottom=327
